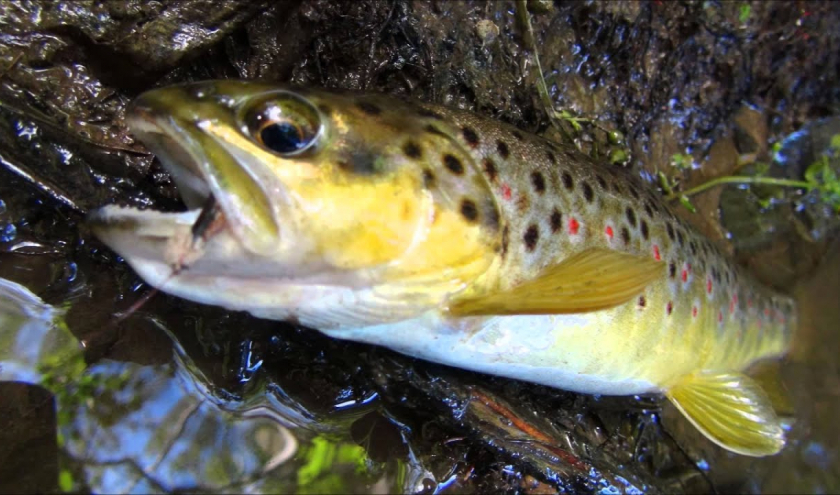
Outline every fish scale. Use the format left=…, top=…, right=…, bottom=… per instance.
left=89, top=81, right=796, bottom=456
left=415, top=101, right=792, bottom=377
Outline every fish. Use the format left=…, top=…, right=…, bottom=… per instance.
left=89, top=80, right=796, bottom=457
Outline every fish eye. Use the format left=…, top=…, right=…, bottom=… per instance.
left=243, top=93, right=321, bottom=156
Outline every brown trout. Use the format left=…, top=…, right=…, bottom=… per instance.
left=89, top=80, right=796, bottom=456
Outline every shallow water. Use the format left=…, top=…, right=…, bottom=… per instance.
left=1, top=1, right=839, bottom=493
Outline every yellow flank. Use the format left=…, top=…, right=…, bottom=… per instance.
left=295, top=172, right=427, bottom=270
left=91, top=81, right=798, bottom=458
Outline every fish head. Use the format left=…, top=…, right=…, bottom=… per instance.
left=89, top=81, right=501, bottom=320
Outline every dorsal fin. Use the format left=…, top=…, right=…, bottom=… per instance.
left=666, top=372, right=785, bottom=456
left=447, top=248, right=664, bottom=316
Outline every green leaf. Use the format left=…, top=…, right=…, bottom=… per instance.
left=680, top=195, right=697, bottom=213
left=59, top=470, right=74, bottom=492
left=671, top=153, right=693, bottom=170
left=739, top=4, right=751, bottom=23
left=609, top=148, right=628, bottom=164
left=657, top=171, right=674, bottom=194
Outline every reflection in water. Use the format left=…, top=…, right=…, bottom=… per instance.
left=0, top=277, right=409, bottom=493
left=0, top=278, right=81, bottom=385
left=59, top=361, right=300, bottom=492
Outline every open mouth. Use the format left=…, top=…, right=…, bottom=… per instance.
left=86, top=99, right=234, bottom=278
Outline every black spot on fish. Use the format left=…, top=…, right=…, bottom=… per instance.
left=677, top=230, right=685, bottom=247
left=484, top=201, right=500, bottom=231
left=638, top=296, right=646, bottom=308
left=511, top=130, right=524, bottom=141
left=501, top=226, right=510, bottom=258
left=403, top=140, right=422, bottom=159
left=666, top=223, right=675, bottom=241
left=562, top=172, right=574, bottom=191
left=483, top=158, right=498, bottom=182
left=422, top=169, right=435, bottom=187
left=546, top=150, right=557, bottom=165
left=524, top=224, right=539, bottom=252
left=531, top=171, right=546, bottom=194
left=497, top=140, right=510, bottom=159
left=625, top=207, right=637, bottom=228
left=443, top=154, right=464, bottom=175
left=337, top=150, right=379, bottom=175
left=596, top=174, right=607, bottom=189
left=669, top=261, right=677, bottom=278
left=356, top=101, right=382, bottom=115
left=460, top=198, right=479, bottom=223
left=462, top=126, right=480, bottom=148
left=621, top=227, right=631, bottom=245
left=644, top=202, right=654, bottom=218
left=629, top=185, right=640, bottom=200
left=640, top=220, right=649, bottom=240
left=417, top=108, right=444, bottom=120
left=690, top=241, right=698, bottom=256
left=612, top=181, right=622, bottom=194
left=582, top=182, right=594, bottom=203
left=550, top=208, right=562, bottom=233
left=424, top=124, right=447, bottom=138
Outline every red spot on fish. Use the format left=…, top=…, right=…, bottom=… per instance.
left=605, top=225, right=614, bottom=239
left=729, top=300, right=736, bottom=314
left=692, top=306, right=698, bottom=318
left=681, top=269, right=688, bottom=283
left=706, top=278, right=713, bottom=294
left=653, top=244, right=661, bottom=261
left=501, top=184, right=512, bottom=201
left=666, top=301, right=673, bottom=315
left=569, top=217, right=580, bottom=235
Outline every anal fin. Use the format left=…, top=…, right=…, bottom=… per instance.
left=666, top=372, right=785, bottom=457
left=447, top=248, right=663, bottom=316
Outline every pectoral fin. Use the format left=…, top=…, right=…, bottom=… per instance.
left=666, top=372, right=785, bottom=457
left=447, top=248, right=663, bottom=316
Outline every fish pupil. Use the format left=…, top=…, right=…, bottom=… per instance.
left=260, top=122, right=307, bottom=154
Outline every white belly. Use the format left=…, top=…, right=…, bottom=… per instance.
left=319, top=311, right=659, bottom=396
